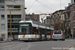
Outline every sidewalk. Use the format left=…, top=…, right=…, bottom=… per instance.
left=0, top=40, right=18, bottom=43
left=0, top=41, right=12, bottom=43
left=65, top=38, right=75, bottom=50
left=65, top=37, right=75, bottom=39
left=64, top=43, right=75, bottom=50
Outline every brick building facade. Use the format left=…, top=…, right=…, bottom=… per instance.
left=70, top=4, right=75, bottom=37
left=44, top=10, right=65, bottom=30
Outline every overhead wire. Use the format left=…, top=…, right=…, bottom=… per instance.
left=27, top=0, right=54, bottom=14
left=27, top=0, right=36, bottom=13
left=36, top=0, right=54, bottom=11
left=35, top=0, right=53, bottom=22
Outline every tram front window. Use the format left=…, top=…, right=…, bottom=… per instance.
left=19, top=24, right=31, bottom=34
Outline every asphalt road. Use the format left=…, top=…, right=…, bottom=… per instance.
left=0, top=39, right=75, bottom=50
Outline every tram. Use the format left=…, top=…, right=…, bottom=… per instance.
left=18, top=20, right=54, bottom=41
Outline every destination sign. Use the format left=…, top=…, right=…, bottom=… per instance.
left=20, top=24, right=29, bottom=26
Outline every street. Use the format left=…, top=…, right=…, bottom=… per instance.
left=0, top=39, right=75, bottom=50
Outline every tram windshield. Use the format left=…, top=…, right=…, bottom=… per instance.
left=19, top=23, right=32, bottom=34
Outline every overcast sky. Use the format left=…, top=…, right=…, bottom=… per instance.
left=25, top=0, right=71, bottom=14
left=25, top=0, right=71, bottom=22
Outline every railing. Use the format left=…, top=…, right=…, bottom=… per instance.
left=8, top=18, right=21, bottom=23
left=8, top=28, right=18, bottom=32
left=8, top=21, right=20, bottom=23
left=7, top=9, right=21, bottom=11
left=8, top=18, right=21, bottom=20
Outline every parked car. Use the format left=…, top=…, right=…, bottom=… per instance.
left=0, top=37, right=3, bottom=41
left=52, top=30, right=65, bottom=41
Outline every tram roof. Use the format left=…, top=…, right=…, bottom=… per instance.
left=19, top=20, right=54, bottom=30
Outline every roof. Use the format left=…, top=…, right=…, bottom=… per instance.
left=19, top=20, right=54, bottom=30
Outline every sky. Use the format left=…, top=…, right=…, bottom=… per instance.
left=25, top=0, right=71, bottom=22
left=25, top=0, right=71, bottom=14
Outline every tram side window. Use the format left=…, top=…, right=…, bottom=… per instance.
left=39, top=28, right=46, bottom=34
left=47, top=30, right=50, bottom=35
left=32, top=27, right=38, bottom=34
left=34, top=32, right=38, bottom=34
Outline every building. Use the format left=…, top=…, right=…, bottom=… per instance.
left=44, top=14, right=54, bottom=26
left=44, top=16, right=51, bottom=25
left=71, top=0, right=75, bottom=4
left=25, top=13, right=39, bottom=22
left=44, top=10, right=65, bottom=30
left=0, top=0, right=25, bottom=41
left=69, top=4, right=75, bottom=38
left=65, top=5, right=71, bottom=38
left=65, top=3, right=75, bottom=38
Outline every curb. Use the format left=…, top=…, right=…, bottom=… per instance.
left=0, top=41, right=11, bottom=43
left=0, top=41, right=13, bottom=43
left=0, top=40, right=19, bottom=43
left=66, top=38, right=75, bottom=39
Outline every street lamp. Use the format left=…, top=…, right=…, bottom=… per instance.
left=10, top=8, right=27, bottom=39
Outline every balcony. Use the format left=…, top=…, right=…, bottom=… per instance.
left=8, top=18, right=21, bottom=20
left=7, top=9, right=21, bottom=11
left=7, top=5, right=21, bottom=11
left=8, top=28, right=18, bottom=32
left=8, top=21, right=20, bottom=23
left=8, top=18, right=21, bottom=23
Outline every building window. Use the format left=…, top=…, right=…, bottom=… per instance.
left=1, top=15, right=5, bottom=19
left=1, top=34, right=5, bottom=39
left=0, top=5, right=4, bottom=11
left=74, top=0, right=75, bottom=2
left=1, top=24, right=5, bottom=29
left=68, top=22, right=70, bottom=27
left=7, top=5, right=21, bottom=11
left=7, top=5, right=13, bottom=8
left=0, top=0, right=4, bottom=3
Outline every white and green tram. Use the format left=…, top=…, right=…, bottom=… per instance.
left=18, top=20, right=54, bottom=41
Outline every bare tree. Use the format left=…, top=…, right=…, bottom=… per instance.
left=54, top=22, right=61, bottom=30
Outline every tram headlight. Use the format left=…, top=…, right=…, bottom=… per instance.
left=28, top=35, right=30, bottom=37
left=19, top=36, right=21, bottom=38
